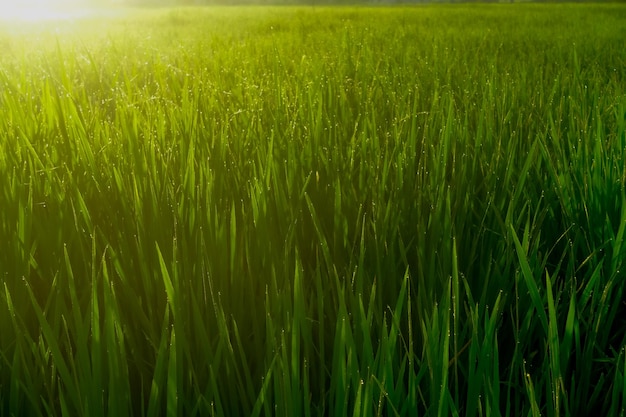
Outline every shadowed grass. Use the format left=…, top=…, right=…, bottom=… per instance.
left=0, top=4, right=625, bottom=416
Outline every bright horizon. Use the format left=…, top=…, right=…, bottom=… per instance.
left=0, top=0, right=123, bottom=21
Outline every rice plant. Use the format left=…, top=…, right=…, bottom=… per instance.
left=0, top=4, right=625, bottom=416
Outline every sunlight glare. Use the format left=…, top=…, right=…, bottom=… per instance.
left=0, top=0, right=93, bottom=22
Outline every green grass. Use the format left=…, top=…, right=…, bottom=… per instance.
left=0, top=4, right=625, bottom=416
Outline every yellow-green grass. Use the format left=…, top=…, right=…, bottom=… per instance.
left=1, top=4, right=625, bottom=416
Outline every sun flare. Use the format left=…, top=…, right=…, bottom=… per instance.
left=0, top=0, right=92, bottom=22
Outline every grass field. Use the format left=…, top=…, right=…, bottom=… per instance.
left=1, top=4, right=625, bottom=416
